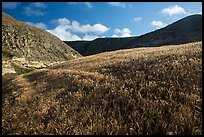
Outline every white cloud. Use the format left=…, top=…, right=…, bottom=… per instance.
left=67, top=2, right=93, bottom=8
left=25, top=22, right=47, bottom=29
left=114, top=28, right=122, bottom=34
left=2, top=2, right=20, bottom=9
left=69, top=22, right=109, bottom=34
left=108, top=2, right=126, bottom=8
left=22, top=2, right=47, bottom=16
left=83, top=34, right=99, bottom=41
left=53, top=18, right=109, bottom=34
left=30, top=2, right=47, bottom=8
left=47, top=27, right=82, bottom=41
left=150, top=20, right=167, bottom=29
left=114, top=28, right=132, bottom=34
left=112, top=34, right=119, bottom=38
left=160, top=5, right=186, bottom=16
left=23, top=7, right=44, bottom=16
left=196, top=11, right=202, bottom=14
left=112, top=28, right=132, bottom=37
left=134, top=17, right=142, bottom=23
left=46, top=17, right=109, bottom=41
left=121, top=33, right=132, bottom=37
left=57, top=18, right=71, bottom=25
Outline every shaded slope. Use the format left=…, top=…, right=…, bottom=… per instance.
left=64, top=40, right=91, bottom=56
left=127, top=14, right=202, bottom=48
left=65, top=14, right=202, bottom=56
left=2, top=12, right=82, bottom=76
left=2, top=41, right=202, bottom=135
left=64, top=37, right=135, bottom=56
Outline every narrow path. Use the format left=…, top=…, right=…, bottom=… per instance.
left=15, top=75, right=35, bottom=102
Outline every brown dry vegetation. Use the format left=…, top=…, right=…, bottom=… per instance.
left=2, top=41, right=202, bottom=135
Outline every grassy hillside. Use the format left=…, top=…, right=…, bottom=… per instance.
left=2, top=41, right=202, bottom=135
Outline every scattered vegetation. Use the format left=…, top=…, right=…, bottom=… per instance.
left=51, top=50, right=68, bottom=60
left=2, top=73, right=18, bottom=87
left=2, top=48, right=16, bottom=59
left=10, top=62, right=36, bottom=75
left=2, top=42, right=202, bottom=135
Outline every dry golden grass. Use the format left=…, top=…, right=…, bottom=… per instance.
left=2, top=41, right=202, bottom=135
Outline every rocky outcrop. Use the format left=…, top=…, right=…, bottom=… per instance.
left=2, top=12, right=82, bottom=75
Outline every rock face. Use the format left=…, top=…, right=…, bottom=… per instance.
left=65, top=14, right=202, bottom=56
left=2, top=12, right=82, bottom=75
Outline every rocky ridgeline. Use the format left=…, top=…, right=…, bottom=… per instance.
left=2, top=12, right=82, bottom=75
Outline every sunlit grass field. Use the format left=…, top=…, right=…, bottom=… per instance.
left=2, top=41, right=202, bottom=135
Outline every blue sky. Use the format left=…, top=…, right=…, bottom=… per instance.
left=2, top=2, right=202, bottom=41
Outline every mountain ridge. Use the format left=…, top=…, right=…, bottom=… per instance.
left=64, top=14, right=202, bottom=56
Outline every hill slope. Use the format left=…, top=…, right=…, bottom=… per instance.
left=65, top=14, right=202, bottom=56
left=2, top=12, right=82, bottom=76
left=2, top=41, right=202, bottom=135
left=64, top=37, right=135, bottom=56
left=127, top=14, right=202, bottom=48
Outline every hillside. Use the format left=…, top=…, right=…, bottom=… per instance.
left=65, top=14, right=202, bottom=56
left=2, top=41, right=202, bottom=135
left=2, top=12, right=82, bottom=77
left=64, top=37, right=135, bottom=56
left=127, top=14, right=202, bottom=48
